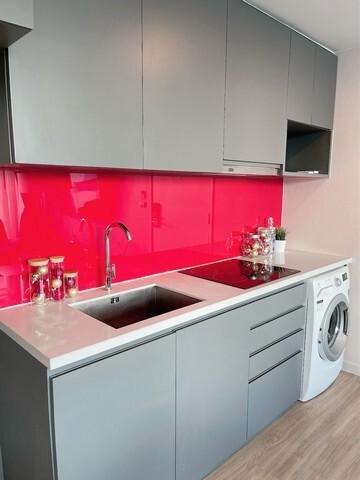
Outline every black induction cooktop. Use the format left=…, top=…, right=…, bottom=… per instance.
left=181, top=259, right=300, bottom=290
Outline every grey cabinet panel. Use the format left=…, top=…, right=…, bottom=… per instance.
left=0, top=331, right=53, bottom=480
left=143, top=0, right=227, bottom=172
left=287, top=32, right=316, bottom=124
left=0, top=49, right=13, bottom=165
left=249, top=330, right=304, bottom=380
left=0, top=0, right=33, bottom=28
left=248, top=353, right=302, bottom=438
left=52, top=335, right=175, bottom=480
left=176, top=308, right=249, bottom=480
left=246, top=283, right=306, bottom=329
left=9, top=0, right=143, bottom=168
left=0, top=0, right=32, bottom=47
left=224, top=1, right=290, bottom=165
left=312, top=47, right=337, bottom=129
left=250, top=306, right=305, bottom=353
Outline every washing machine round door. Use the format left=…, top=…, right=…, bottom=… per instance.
left=319, top=293, right=349, bottom=362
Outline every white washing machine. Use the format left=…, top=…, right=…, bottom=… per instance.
left=300, top=266, right=350, bottom=402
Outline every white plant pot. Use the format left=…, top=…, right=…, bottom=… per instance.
left=274, top=239, right=286, bottom=253
left=272, top=251, right=286, bottom=266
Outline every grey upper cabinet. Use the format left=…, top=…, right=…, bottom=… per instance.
left=312, top=46, right=337, bottom=129
left=0, top=0, right=33, bottom=28
left=143, top=0, right=227, bottom=172
left=176, top=308, right=249, bottom=480
left=8, top=0, right=143, bottom=168
left=224, top=1, right=290, bottom=165
left=0, top=49, right=13, bottom=165
left=0, top=0, right=33, bottom=47
left=287, top=32, right=337, bottom=130
left=287, top=32, right=316, bottom=125
left=52, top=335, right=176, bottom=480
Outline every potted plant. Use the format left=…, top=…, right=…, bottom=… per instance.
left=274, top=227, right=287, bottom=253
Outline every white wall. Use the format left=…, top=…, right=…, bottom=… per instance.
left=283, top=48, right=360, bottom=375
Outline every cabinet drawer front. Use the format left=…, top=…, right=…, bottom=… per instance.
left=248, top=353, right=302, bottom=438
left=249, top=330, right=304, bottom=380
left=246, top=284, right=306, bottom=329
left=250, top=306, right=305, bottom=354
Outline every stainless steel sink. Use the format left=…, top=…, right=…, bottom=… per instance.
left=71, top=285, right=202, bottom=329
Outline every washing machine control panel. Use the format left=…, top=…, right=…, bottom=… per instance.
left=316, top=267, right=350, bottom=299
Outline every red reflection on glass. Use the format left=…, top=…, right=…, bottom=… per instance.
left=0, top=166, right=282, bottom=307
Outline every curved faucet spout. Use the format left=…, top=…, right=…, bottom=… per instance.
left=104, top=222, right=132, bottom=291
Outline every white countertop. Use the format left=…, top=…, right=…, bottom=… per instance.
left=0, top=250, right=352, bottom=371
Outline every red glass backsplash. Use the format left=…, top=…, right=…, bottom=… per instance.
left=0, top=166, right=282, bottom=308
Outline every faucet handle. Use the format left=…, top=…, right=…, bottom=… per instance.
left=111, top=264, right=116, bottom=279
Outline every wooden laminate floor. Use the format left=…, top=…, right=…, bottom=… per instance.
left=207, top=372, right=360, bottom=480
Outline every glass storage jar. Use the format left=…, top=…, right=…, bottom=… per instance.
left=28, top=258, right=50, bottom=304
left=257, top=227, right=274, bottom=256
left=64, top=271, right=79, bottom=298
left=49, top=256, right=65, bottom=301
left=241, top=233, right=264, bottom=258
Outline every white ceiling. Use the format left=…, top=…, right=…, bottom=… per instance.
left=245, top=0, right=360, bottom=52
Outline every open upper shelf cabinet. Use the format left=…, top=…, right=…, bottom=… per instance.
left=284, top=120, right=332, bottom=177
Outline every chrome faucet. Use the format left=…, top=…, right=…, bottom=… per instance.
left=105, top=222, right=132, bottom=291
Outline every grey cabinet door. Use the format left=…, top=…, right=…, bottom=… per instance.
left=287, top=32, right=316, bottom=124
left=224, top=1, right=290, bottom=165
left=312, top=46, right=337, bottom=129
left=143, top=0, right=227, bottom=172
left=52, top=335, right=175, bottom=480
left=176, top=309, right=249, bottom=480
left=9, top=0, right=143, bottom=168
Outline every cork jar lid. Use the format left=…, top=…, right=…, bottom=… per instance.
left=49, top=256, right=65, bottom=263
left=64, top=271, right=78, bottom=278
left=28, top=258, right=49, bottom=267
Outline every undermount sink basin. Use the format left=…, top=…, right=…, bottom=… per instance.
left=71, top=285, right=202, bottom=329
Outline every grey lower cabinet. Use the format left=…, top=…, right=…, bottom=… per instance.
left=248, top=353, right=303, bottom=438
left=287, top=32, right=337, bottom=130
left=8, top=0, right=143, bottom=168
left=0, top=283, right=306, bottom=480
left=143, top=0, right=227, bottom=172
left=51, top=335, right=176, bottom=480
left=247, top=292, right=306, bottom=439
left=224, top=1, right=290, bottom=166
left=176, top=308, right=249, bottom=480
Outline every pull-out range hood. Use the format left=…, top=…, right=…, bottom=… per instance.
left=222, top=159, right=282, bottom=176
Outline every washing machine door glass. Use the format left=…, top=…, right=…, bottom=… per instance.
left=319, top=293, right=349, bottom=362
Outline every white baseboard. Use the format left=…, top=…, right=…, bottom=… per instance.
left=343, top=360, right=360, bottom=376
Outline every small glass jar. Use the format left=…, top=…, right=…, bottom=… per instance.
left=49, top=256, right=65, bottom=301
left=28, top=258, right=50, bottom=304
left=241, top=233, right=264, bottom=258
left=257, top=227, right=273, bottom=256
left=64, top=271, right=79, bottom=298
